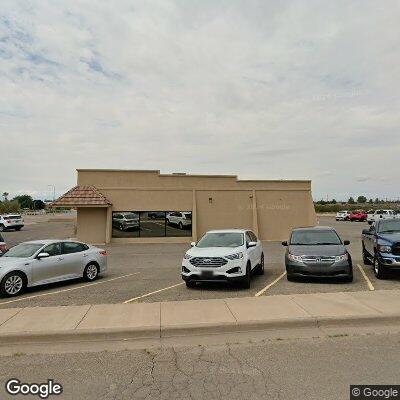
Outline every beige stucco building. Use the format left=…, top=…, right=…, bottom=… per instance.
left=53, top=169, right=317, bottom=244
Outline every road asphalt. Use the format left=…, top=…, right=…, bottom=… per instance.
left=0, top=332, right=399, bottom=400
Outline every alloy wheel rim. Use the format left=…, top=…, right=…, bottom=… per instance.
left=5, top=275, right=23, bottom=295
left=87, top=265, right=98, bottom=279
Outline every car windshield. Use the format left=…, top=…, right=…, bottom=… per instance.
left=124, top=213, right=138, bottom=219
left=290, top=230, right=342, bottom=245
left=196, top=232, right=244, bottom=248
left=378, top=221, right=400, bottom=233
left=2, top=243, right=43, bottom=258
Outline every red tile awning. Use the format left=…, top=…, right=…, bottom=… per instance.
left=51, top=186, right=112, bottom=207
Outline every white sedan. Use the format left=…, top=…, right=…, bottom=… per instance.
left=0, top=240, right=107, bottom=297
left=181, top=229, right=264, bottom=288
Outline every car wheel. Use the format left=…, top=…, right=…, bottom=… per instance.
left=373, top=255, right=388, bottom=279
left=185, top=281, right=196, bottom=288
left=15, top=227, right=22, bottom=231
left=178, top=222, right=183, bottom=230
left=362, top=244, right=372, bottom=265
left=1, top=272, right=26, bottom=297
left=241, top=262, right=251, bottom=289
left=83, top=263, right=99, bottom=281
left=256, top=253, right=264, bottom=275
left=0, top=225, right=4, bottom=232
left=287, top=273, right=295, bottom=282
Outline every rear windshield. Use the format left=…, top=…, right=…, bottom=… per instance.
left=378, top=220, right=400, bottom=233
left=290, top=230, right=342, bottom=245
left=5, top=215, right=21, bottom=220
left=196, top=232, right=244, bottom=248
left=3, top=243, right=43, bottom=258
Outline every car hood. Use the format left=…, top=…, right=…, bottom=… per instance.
left=0, top=257, right=28, bottom=268
left=377, top=232, right=400, bottom=244
left=288, top=245, right=346, bottom=256
left=186, top=246, right=242, bottom=258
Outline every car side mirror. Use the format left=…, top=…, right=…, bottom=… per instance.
left=37, top=252, right=50, bottom=259
left=281, top=241, right=288, bottom=246
left=247, top=241, right=257, bottom=248
left=343, top=240, right=350, bottom=245
left=190, top=242, right=196, bottom=247
left=362, top=229, right=370, bottom=235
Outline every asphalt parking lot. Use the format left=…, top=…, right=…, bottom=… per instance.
left=0, top=215, right=399, bottom=308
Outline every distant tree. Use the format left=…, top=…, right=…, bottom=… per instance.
left=331, top=199, right=337, bottom=204
left=357, top=195, right=367, bottom=204
left=368, top=198, right=373, bottom=204
left=0, top=200, right=20, bottom=214
left=374, top=198, right=380, bottom=204
left=13, top=194, right=33, bottom=209
left=33, top=199, right=45, bottom=210
left=348, top=197, right=355, bottom=204
left=2, top=192, right=9, bottom=201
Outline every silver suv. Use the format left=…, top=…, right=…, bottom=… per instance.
left=0, top=214, right=24, bottom=232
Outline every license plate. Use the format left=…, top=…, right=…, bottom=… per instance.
left=201, top=270, right=214, bottom=278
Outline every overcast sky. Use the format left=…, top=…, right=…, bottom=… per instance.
left=1, top=0, right=399, bottom=201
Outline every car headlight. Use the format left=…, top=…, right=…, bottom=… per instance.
left=288, top=253, right=303, bottom=262
left=378, top=245, right=392, bottom=253
left=225, top=252, right=243, bottom=260
left=335, top=253, right=349, bottom=262
left=183, top=253, right=192, bottom=259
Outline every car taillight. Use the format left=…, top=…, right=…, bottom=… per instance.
left=100, top=251, right=107, bottom=256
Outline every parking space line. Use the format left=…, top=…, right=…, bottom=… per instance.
left=356, top=264, right=375, bottom=291
left=0, top=272, right=140, bottom=306
left=124, top=282, right=184, bottom=303
left=255, top=271, right=287, bottom=297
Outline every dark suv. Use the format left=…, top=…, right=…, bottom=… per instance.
left=282, top=226, right=352, bottom=282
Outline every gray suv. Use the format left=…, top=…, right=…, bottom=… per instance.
left=282, top=226, right=352, bottom=282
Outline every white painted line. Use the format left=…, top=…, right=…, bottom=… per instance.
left=124, top=282, right=184, bottom=303
left=255, top=271, right=287, bottom=297
left=356, top=264, right=375, bottom=291
left=0, top=272, right=140, bottom=306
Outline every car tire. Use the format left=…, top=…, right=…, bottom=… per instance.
left=256, top=253, right=264, bottom=275
left=362, top=244, right=372, bottom=265
left=185, top=281, right=196, bottom=288
left=0, top=225, right=5, bottom=232
left=287, top=273, right=295, bottom=282
left=373, top=255, right=388, bottom=280
left=241, top=262, right=251, bottom=289
left=0, top=272, right=26, bottom=297
left=83, top=263, right=99, bottom=282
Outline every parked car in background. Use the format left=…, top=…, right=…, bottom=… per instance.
left=335, top=211, right=350, bottom=221
left=112, top=212, right=139, bottom=231
left=282, top=226, right=352, bottom=282
left=349, top=210, right=367, bottom=222
left=181, top=229, right=264, bottom=288
left=0, top=240, right=107, bottom=297
left=166, top=212, right=192, bottom=229
left=0, top=214, right=24, bottom=232
left=148, top=212, right=166, bottom=219
left=362, top=219, right=400, bottom=279
left=367, top=209, right=395, bottom=225
left=0, top=234, right=6, bottom=254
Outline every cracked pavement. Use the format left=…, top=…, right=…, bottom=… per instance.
left=1, top=332, right=399, bottom=400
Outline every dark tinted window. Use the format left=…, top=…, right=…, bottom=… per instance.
left=290, top=230, right=342, bottom=245
left=43, top=243, right=62, bottom=257
left=62, top=242, right=86, bottom=254
left=249, top=231, right=258, bottom=242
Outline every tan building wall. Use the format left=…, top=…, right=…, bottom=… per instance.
left=76, top=169, right=317, bottom=244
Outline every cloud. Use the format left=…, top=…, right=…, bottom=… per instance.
left=0, top=0, right=400, bottom=200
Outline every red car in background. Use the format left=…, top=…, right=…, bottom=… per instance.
left=349, top=210, right=367, bottom=222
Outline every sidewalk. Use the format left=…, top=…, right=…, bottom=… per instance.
left=0, top=290, right=400, bottom=348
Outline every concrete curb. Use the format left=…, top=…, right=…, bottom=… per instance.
left=1, top=313, right=400, bottom=346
